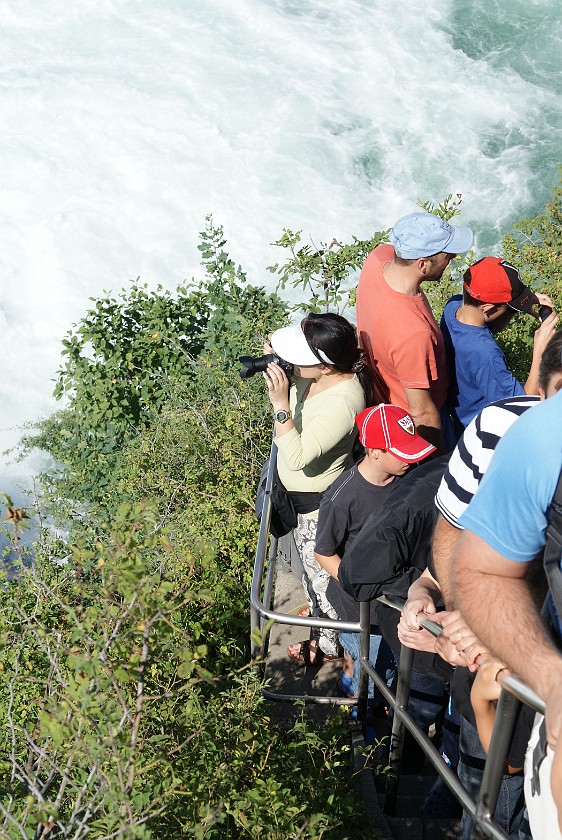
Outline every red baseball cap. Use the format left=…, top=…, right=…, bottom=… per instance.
left=463, top=257, right=538, bottom=314
left=355, top=404, right=436, bottom=463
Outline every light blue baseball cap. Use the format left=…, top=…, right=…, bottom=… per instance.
left=389, top=211, right=474, bottom=259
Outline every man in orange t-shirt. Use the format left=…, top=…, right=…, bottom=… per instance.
left=356, top=212, right=473, bottom=452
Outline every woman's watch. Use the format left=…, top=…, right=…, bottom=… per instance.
left=273, top=409, right=292, bottom=424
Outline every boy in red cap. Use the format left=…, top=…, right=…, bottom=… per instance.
left=441, top=256, right=558, bottom=428
left=312, top=404, right=435, bottom=696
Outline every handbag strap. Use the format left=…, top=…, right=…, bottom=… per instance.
left=543, top=466, right=562, bottom=619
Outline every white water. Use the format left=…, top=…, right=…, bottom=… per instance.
left=1, top=0, right=561, bottom=502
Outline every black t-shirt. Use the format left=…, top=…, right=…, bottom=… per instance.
left=338, top=455, right=448, bottom=603
left=315, top=464, right=398, bottom=622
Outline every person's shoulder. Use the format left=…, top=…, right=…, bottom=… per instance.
left=435, top=396, right=540, bottom=525
left=475, top=395, right=540, bottom=438
left=387, top=456, right=449, bottom=507
left=485, top=392, right=562, bottom=482
left=324, top=375, right=364, bottom=405
left=365, top=243, right=394, bottom=265
left=459, top=395, right=562, bottom=550
left=494, top=390, right=561, bottom=445
left=322, top=465, right=359, bottom=503
left=358, top=244, right=394, bottom=287
left=473, top=392, right=562, bottom=497
left=444, top=294, right=462, bottom=313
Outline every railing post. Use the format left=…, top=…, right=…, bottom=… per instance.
left=471, top=689, right=521, bottom=840
left=250, top=443, right=277, bottom=659
left=357, top=601, right=370, bottom=721
left=384, top=642, right=414, bottom=815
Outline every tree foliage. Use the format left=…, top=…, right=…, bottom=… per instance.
left=497, top=168, right=562, bottom=380
left=18, top=217, right=288, bottom=511
left=0, top=503, right=375, bottom=839
left=267, top=228, right=387, bottom=316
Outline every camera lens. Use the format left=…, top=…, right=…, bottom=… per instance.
left=239, top=354, right=278, bottom=379
left=239, top=354, right=294, bottom=379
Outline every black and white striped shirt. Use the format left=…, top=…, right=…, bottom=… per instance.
left=435, top=396, right=540, bottom=527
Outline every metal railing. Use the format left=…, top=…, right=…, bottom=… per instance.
left=250, top=448, right=545, bottom=840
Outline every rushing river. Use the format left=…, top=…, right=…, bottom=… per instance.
left=1, top=0, right=561, bottom=502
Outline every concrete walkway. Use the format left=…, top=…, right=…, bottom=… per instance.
left=261, top=539, right=461, bottom=838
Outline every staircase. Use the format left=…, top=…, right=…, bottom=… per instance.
left=263, top=542, right=462, bottom=839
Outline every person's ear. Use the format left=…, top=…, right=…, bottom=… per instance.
left=417, top=257, right=431, bottom=275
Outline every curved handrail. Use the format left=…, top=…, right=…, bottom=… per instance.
left=377, top=593, right=545, bottom=714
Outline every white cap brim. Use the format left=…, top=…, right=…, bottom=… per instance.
left=270, top=323, right=322, bottom=366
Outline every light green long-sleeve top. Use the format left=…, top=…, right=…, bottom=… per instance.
left=275, top=374, right=365, bottom=494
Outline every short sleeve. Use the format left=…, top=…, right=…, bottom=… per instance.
left=315, top=497, right=349, bottom=557
left=459, top=406, right=561, bottom=562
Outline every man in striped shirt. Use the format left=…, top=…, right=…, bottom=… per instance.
left=400, top=395, right=539, bottom=836
left=434, top=393, right=539, bottom=604
left=401, top=332, right=562, bottom=837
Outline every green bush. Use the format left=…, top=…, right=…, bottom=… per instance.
left=16, top=218, right=288, bottom=516
left=0, top=500, right=378, bottom=839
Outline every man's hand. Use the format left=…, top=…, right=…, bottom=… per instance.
left=433, top=634, right=474, bottom=667
left=402, top=595, right=438, bottom=630
left=397, top=617, right=438, bottom=652
left=434, top=609, right=490, bottom=671
left=401, top=567, right=442, bottom=629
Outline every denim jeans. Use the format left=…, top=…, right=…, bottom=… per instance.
left=339, top=630, right=395, bottom=701
left=458, top=716, right=530, bottom=840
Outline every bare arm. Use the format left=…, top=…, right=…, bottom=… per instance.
left=470, top=658, right=522, bottom=772
left=470, top=658, right=505, bottom=751
left=453, top=530, right=562, bottom=747
left=523, top=310, right=559, bottom=395
left=431, top=514, right=463, bottom=608
left=314, top=551, right=341, bottom=580
left=401, top=567, right=441, bottom=629
left=403, top=387, right=445, bottom=454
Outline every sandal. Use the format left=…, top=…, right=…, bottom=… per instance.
left=287, top=639, right=341, bottom=666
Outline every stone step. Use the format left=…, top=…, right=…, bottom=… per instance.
left=263, top=560, right=350, bottom=726
left=263, top=552, right=462, bottom=839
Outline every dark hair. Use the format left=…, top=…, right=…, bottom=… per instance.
left=538, top=331, right=562, bottom=392
left=394, top=252, right=441, bottom=267
left=462, top=268, right=485, bottom=307
left=462, top=285, right=483, bottom=307
left=301, top=312, right=375, bottom=405
left=394, top=254, right=418, bottom=267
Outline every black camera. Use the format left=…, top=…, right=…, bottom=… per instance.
left=539, top=305, right=553, bottom=322
left=239, top=354, right=295, bottom=380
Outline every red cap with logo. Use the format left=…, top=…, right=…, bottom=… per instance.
left=463, top=257, right=538, bottom=314
left=355, top=404, right=436, bottom=463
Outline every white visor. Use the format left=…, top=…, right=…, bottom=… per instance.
left=270, top=322, right=334, bottom=366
